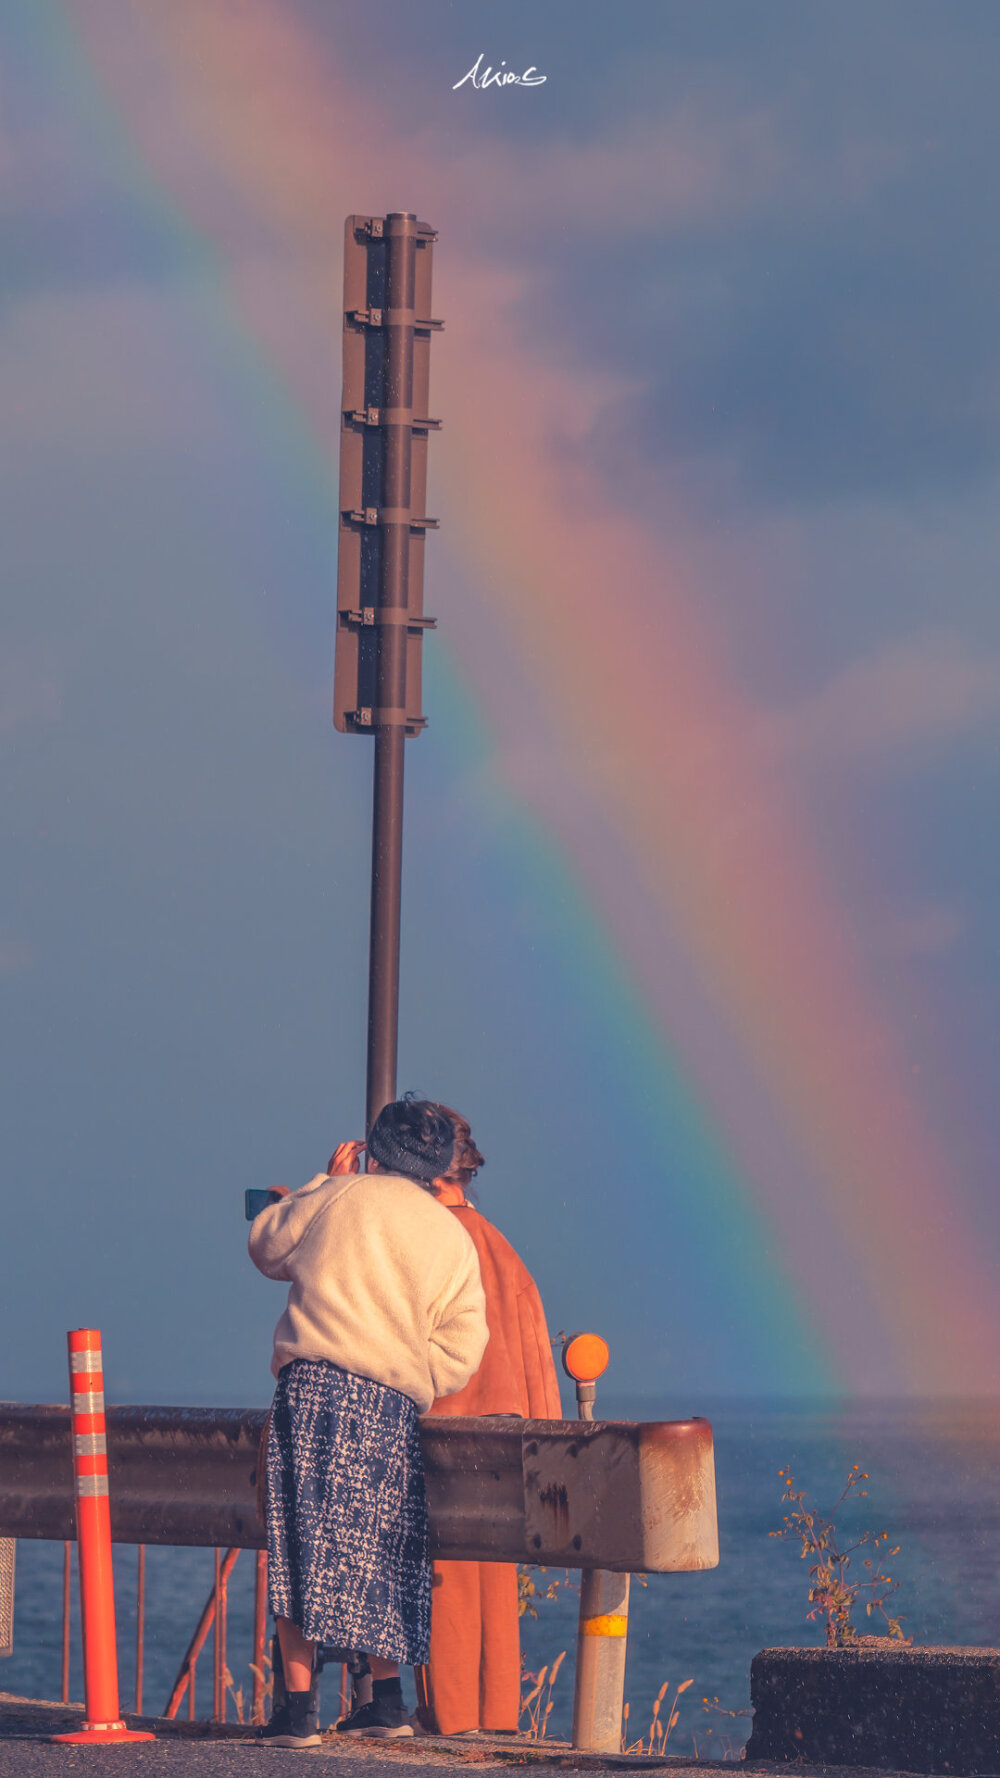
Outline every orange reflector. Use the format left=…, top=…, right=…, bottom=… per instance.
left=581, top=1614, right=628, bottom=1637
left=562, top=1332, right=610, bottom=1383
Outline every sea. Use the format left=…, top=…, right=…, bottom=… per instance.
left=5, top=1397, right=1000, bottom=1753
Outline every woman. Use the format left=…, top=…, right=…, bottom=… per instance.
left=248, top=1097, right=488, bottom=1746
left=415, top=1106, right=563, bottom=1739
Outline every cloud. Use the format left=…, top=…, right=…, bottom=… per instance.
left=471, top=15, right=1000, bottom=511
left=630, top=231, right=1000, bottom=503
left=766, top=630, right=1000, bottom=765
left=427, top=105, right=790, bottom=238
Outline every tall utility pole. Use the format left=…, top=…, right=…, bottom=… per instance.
left=333, top=213, right=441, bottom=1133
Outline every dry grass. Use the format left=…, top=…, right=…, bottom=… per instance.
left=243, top=1649, right=273, bottom=1725
left=519, top=1649, right=566, bottom=1740
left=621, top=1677, right=693, bottom=1754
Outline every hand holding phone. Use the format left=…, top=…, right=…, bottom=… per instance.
left=245, top=1186, right=289, bottom=1221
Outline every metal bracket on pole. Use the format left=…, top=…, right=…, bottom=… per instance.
left=341, top=509, right=438, bottom=531
left=345, top=406, right=440, bottom=431
left=343, top=610, right=437, bottom=632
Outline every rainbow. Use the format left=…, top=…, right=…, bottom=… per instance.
left=40, top=0, right=1000, bottom=1394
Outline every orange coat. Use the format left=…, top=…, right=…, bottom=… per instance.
left=426, top=1206, right=563, bottom=1421
left=418, top=1206, right=562, bottom=1735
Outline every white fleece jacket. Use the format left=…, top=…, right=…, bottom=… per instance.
left=247, top=1171, right=489, bottom=1411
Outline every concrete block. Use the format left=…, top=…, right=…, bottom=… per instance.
left=746, top=1644, right=1000, bottom=1774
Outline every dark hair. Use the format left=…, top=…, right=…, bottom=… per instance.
left=367, top=1094, right=455, bottom=1186
left=433, top=1104, right=484, bottom=1191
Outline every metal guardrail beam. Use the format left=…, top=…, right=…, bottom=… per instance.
left=0, top=1404, right=719, bottom=1573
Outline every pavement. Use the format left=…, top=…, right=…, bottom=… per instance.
left=0, top=1695, right=937, bottom=1778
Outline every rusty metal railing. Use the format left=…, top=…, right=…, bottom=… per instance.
left=0, top=1404, right=719, bottom=1571
left=54, top=1540, right=270, bottom=1724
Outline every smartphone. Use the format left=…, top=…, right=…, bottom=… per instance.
left=245, top=1188, right=284, bottom=1221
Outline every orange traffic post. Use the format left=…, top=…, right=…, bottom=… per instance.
left=563, top=1333, right=630, bottom=1754
left=51, top=1329, right=154, bottom=1745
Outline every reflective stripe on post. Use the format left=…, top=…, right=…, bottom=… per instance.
left=50, top=1330, right=154, bottom=1746
left=580, top=1612, right=628, bottom=1637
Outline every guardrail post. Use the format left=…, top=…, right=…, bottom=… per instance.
left=51, top=1329, right=154, bottom=1745
left=251, top=1550, right=268, bottom=1723
left=572, top=1568, right=630, bottom=1751
left=0, top=1537, right=13, bottom=1660
left=213, top=1547, right=224, bottom=1721
left=564, top=1333, right=630, bottom=1754
left=135, top=1543, right=145, bottom=1714
left=61, top=1542, right=71, bottom=1703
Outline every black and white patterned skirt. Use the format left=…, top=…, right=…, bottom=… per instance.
left=265, top=1359, right=431, bottom=1664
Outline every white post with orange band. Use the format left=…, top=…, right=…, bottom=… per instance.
left=51, top=1329, right=154, bottom=1745
left=564, top=1333, right=631, bottom=1754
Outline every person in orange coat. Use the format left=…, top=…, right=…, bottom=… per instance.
left=414, top=1106, right=563, bottom=1737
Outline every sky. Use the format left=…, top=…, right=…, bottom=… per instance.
left=2, top=0, right=1000, bottom=1406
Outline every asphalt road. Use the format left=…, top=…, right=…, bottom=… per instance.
left=0, top=1694, right=933, bottom=1778
left=0, top=1695, right=691, bottom=1777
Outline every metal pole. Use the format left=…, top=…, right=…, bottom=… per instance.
left=251, top=1550, right=267, bottom=1723
left=213, top=1547, right=223, bottom=1722
left=218, top=1545, right=229, bottom=1723
left=134, top=1543, right=145, bottom=1715
left=571, top=1569, right=630, bottom=1752
left=365, top=211, right=418, bottom=1135
left=163, top=1546, right=240, bottom=1720
left=61, top=1541, right=71, bottom=1705
left=0, top=1539, right=13, bottom=1664
left=570, top=1368, right=630, bottom=1753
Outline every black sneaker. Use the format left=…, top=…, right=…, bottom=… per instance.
left=257, top=1692, right=321, bottom=1749
left=337, top=1695, right=413, bottom=1739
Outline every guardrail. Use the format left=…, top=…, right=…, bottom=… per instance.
left=0, top=1404, right=719, bottom=1572
left=0, top=1402, right=719, bottom=1747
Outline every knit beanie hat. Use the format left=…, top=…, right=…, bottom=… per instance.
left=367, top=1096, right=455, bottom=1184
